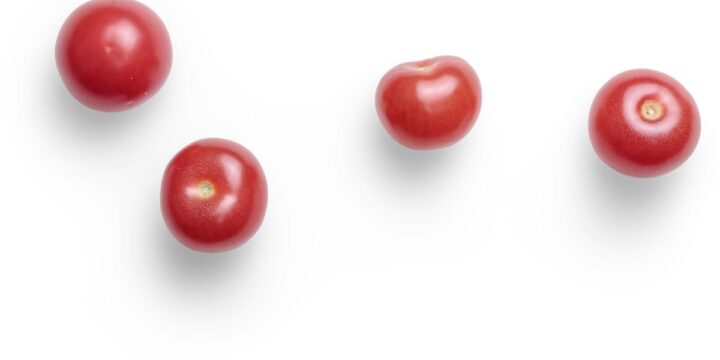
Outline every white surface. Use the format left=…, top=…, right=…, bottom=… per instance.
left=1, top=0, right=719, bottom=358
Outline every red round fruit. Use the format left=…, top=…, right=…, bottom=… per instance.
left=161, top=139, right=268, bottom=252
left=375, top=55, right=482, bottom=150
left=589, top=69, right=701, bottom=178
left=56, top=0, right=172, bottom=112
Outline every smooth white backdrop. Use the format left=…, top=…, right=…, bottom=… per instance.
left=1, top=0, right=719, bottom=358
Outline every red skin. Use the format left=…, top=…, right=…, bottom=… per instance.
left=375, top=56, right=482, bottom=150
left=589, top=69, right=701, bottom=178
left=56, top=0, right=172, bottom=112
left=161, top=139, right=268, bottom=252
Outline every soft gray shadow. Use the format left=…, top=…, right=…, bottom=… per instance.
left=147, top=185, right=258, bottom=294
left=46, top=63, right=162, bottom=145
left=581, top=144, right=683, bottom=236
left=157, top=224, right=238, bottom=274
left=366, top=107, right=461, bottom=180
left=587, top=151, right=678, bottom=206
left=570, top=84, right=681, bottom=218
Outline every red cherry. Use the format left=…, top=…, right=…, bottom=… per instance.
left=375, top=56, right=482, bottom=150
left=589, top=69, right=701, bottom=177
left=56, top=0, right=172, bottom=112
left=161, top=139, right=268, bottom=253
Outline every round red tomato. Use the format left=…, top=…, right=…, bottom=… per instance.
left=589, top=69, right=701, bottom=178
left=56, top=0, right=172, bottom=112
left=161, top=139, right=268, bottom=252
left=375, top=55, right=482, bottom=150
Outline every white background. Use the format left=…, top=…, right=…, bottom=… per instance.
left=1, top=0, right=719, bottom=358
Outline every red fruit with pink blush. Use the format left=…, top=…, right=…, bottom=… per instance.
left=161, top=138, right=268, bottom=252
left=589, top=69, right=701, bottom=178
left=376, top=56, right=482, bottom=150
left=56, top=0, right=172, bottom=112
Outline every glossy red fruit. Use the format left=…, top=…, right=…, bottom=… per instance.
left=161, top=139, right=268, bottom=252
left=56, top=0, right=172, bottom=112
left=375, top=55, right=482, bottom=150
left=589, top=69, right=701, bottom=178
